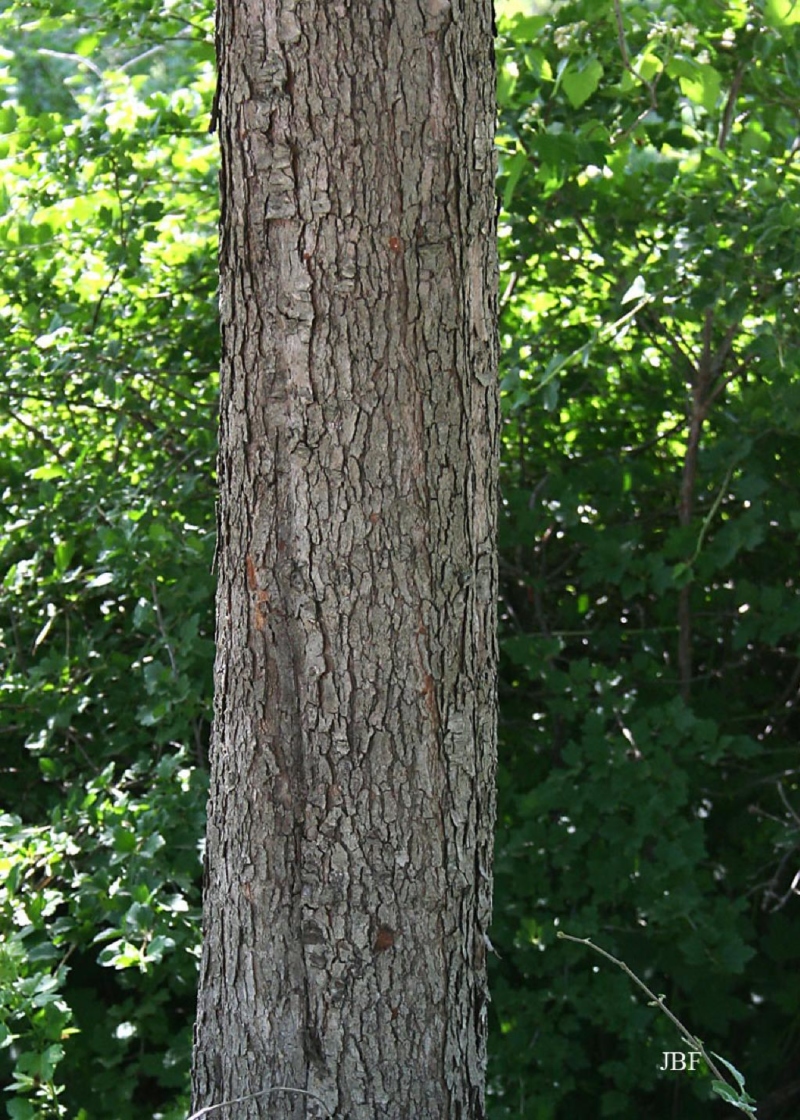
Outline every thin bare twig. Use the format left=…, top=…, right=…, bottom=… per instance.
left=186, top=1085, right=334, bottom=1120
left=777, top=782, right=800, bottom=830
left=611, top=0, right=660, bottom=144
left=557, top=931, right=732, bottom=1087
left=499, top=270, right=519, bottom=315
left=2, top=404, right=70, bottom=466
left=151, top=580, right=179, bottom=677
left=718, top=63, right=745, bottom=150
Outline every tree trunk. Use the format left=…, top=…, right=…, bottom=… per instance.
left=191, top=3, right=498, bottom=1118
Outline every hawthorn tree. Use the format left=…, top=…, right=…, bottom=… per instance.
left=190, top=2, right=499, bottom=1118
left=4, top=0, right=800, bottom=1117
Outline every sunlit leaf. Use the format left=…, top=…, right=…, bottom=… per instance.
left=562, top=58, right=604, bottom=109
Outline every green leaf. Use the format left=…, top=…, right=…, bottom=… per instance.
left=711, top=1080, right=741, bottom=1104
left=502, top=149, right=529, bottom=210
left=765, top=0, right=800, bottom=25
left=710, top=1052, right=747, bottom=1093
left=524, top=47, right=553, bottom=82
left=112, top=826, right=137, bottom=853
left=28, top=464, right=67, bottom=481
left=144, top=934, right=176, bottom=963
left=675, top=62, right=722, bottom=112
left=98, top=939, right=143, bottom=970
left=562, top=58, right=604, bottom=109
left=7, top=1101, right=37, bottom=1120
left=0, top=105, right=18, bottom=134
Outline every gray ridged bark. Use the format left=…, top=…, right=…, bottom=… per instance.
left=191, top=2, right=498, bottom=1117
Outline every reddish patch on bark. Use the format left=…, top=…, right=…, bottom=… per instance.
left=373, top=926, right=395, bottom=952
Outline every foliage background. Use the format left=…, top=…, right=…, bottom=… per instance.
left=1, top=0, right=799, bottom=1117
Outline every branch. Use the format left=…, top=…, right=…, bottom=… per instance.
left=611, top=0, right=660, bottom=143
left=676, top=310, right=740, bottom=701
left=718, top=62, right=745, bottom=151
left=187, top=1085, right=334, bottom=1120
left=1, top=404, right=69, bottom=466
left=150, top=580, right=179, bottom=678
left=499, top=270, right=519, bottom=315
left=612, top=0, right=636, bottom=86
left=557, top=932, right=731, bottom=1087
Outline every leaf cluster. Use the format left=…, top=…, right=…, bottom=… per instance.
left=490, top=0, right=800, bottom=1116
left=0, top=0, right=216, bottom=1115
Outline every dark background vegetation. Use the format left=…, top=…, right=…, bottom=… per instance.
left=1, top=0, right=799, bottom=1116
